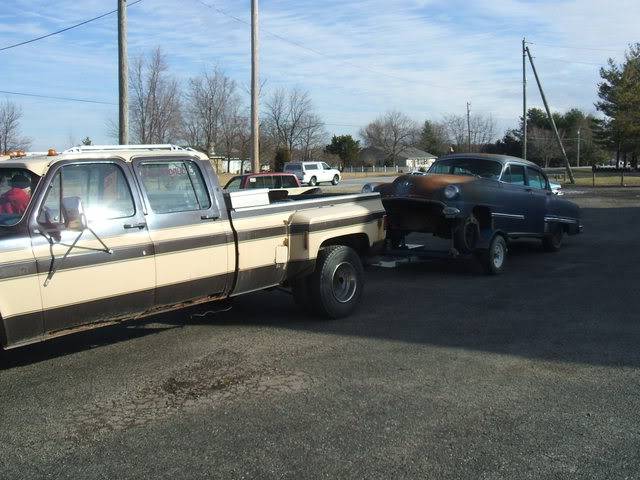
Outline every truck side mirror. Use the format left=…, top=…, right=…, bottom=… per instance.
left=62, top=196, right=87, bottom=231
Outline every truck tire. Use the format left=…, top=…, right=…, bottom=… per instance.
left=542, top=225, right=563, bottom=252
left=309, top=176, right=317, bottom=186
left=476, top=234, right=507, bottom=275
left=308, top=245, right=364, bottom=319
left=332, top=175, right=340, bottom=185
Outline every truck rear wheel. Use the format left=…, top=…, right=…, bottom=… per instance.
left=307, top=245, right=364, bottom=319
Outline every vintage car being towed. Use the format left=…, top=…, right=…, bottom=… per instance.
left=365, top=153, right=581, bottom=274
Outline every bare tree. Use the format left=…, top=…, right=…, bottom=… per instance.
left=0, top=100, right=31, bottom=153
left=360, top=110, right=418, bottom=165
left=185, top=67, right=239, bottom=155
left=299, top=113, right=327, bottom=161
left=129, top=48, right=182, bottom=144
left=444, top=113, right=496, bottom=152
left=220, top=103, right=250, bottom=173
left=264, top=88, right=320, bottom=156
left=529, top=126, right=558, bottom=168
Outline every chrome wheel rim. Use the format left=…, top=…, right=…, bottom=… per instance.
left=492, top=240, right=505, bottom=269
left=331, top=262, right=357, bottom=303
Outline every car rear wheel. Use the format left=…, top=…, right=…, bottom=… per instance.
left=331, top=175, right=340, bottom=185
left=305, top=245, right=364, bottom=319
left=477, top=234, right=507, bottom=275
left=309, top=176, right=317, bottom=186
left=542, top=225, right=563, bottom=252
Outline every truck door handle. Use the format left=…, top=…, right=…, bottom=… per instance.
left=201, top=214, right=219, bottom=221
left=124, top=222, right=147, bottom=230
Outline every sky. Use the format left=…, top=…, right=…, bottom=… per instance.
left=1, top=0, right=638, bottom=151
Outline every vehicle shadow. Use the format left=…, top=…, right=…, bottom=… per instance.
left=2, top=207, right=637, bottom=370
left=0, top=317, right=182, bottom=370
left=205, top=206, right=640, bottom=368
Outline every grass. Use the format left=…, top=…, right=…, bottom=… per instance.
left=549, top=170, right=640, bottom=187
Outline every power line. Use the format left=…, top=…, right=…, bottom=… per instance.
left=0, top=90, right=116, bottom=106
left=0, top=0, right=143, bottom=52
left=195, top=0, right=493, bottom=92
left=535, top=56, right=604, bottom=67
left=529, top=41, right=622, bottom=54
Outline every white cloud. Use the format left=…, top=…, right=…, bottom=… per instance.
left=1, top=0, right=637, bottom=149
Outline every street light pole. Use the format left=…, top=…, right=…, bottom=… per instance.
left=577, top=128, right=581, bottom=167
left=251, top=0, right=260, bottom=173
left=466, top=102, right=471, bottom=152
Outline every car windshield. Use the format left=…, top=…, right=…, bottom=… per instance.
left=429, top=158, right=502, bottom=179
left=0, top=168, right=40, bottom=226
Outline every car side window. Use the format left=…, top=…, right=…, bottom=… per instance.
left=305, top=164, right=318, bottom=170
left=139, top=160, right=211, bottom=213
left=225, top=177, right=242, bottom=191
left=38, top=163, right=135, bottom=224
left=527, top=167, right=547, bottom=189
left=504, top=164, right=526, bottom=185
left=321, top=163, right=331, bottom=170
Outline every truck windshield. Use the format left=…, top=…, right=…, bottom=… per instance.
left=429, top=158, right=502, bottom=179
left=0, top=168, right=39, bottom=226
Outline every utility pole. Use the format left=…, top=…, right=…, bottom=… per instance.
left=118, top=0, right=128, bottom=145
left=525, top=46, right=575, bottom=183
left=466, top=102, right=471, bottom=152
left=576, top=128, right=581, bottom=167
left=251, top=0, right=260, bottom=173
left=522, top=37, right=527, bottom=160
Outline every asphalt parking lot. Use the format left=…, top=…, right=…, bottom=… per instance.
left=1, top=187, right=639, bottom=479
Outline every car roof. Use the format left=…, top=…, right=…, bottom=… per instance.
left=437, top=153, right=540, bottom=168
left=0, top=145, right=209, bottom=177
left=237, top=172, right=297, bottom=177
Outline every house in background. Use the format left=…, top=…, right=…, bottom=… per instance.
left=359, top=146, right=437, bottom=172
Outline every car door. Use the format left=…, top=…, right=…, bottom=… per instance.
left=494, top=164, right=530, bottom=234
left=320, top=163, right=333, bottom=182
left=525, top=166, right=551, bottom=234
left=30, top=160, right=156, bottom=334
left=133, top=157, right=233, bottom=307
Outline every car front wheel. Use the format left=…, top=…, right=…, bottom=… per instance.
left=331, top=175, right=340, bottom=185
left=542, top=225, right=563, bottom=252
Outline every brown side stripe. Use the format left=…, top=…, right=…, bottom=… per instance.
left=290, top=211, right=385, bottom=234
left=236, top=225, right=287, bottom=242
left=154, top=233, right=231, bottom=255
left=0, top=259, right=38, bottom=280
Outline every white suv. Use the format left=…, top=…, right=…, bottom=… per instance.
left=284, top=161, right=341, bottom=186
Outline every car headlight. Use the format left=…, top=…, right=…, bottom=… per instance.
left=444, top=184, right=460, bottom=199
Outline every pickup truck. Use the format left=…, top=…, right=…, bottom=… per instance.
left=0, top=145, right=386, bottom=349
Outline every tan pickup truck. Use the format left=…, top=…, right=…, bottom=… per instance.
left=0, top=145, right=386, bottom=349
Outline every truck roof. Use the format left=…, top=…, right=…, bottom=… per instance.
left=0, top=144, right=210, bottom=176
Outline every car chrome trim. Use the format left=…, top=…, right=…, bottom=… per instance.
left=491, top=212, right=525, bottom=220
left=544, top=215, right=578, bottom=224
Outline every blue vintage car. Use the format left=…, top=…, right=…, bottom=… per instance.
left=368, top=153, right=582, bottom=273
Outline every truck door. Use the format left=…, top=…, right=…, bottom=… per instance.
left=30, top=160, right=156, bottom=334
left=133, top=157, right=233, bottom=307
